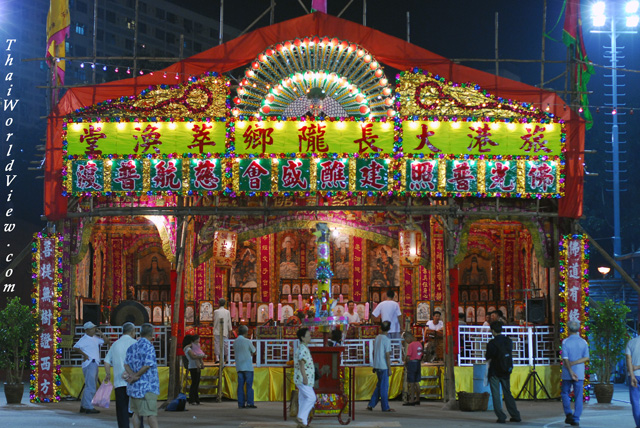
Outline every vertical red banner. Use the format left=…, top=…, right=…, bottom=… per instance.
left=299, top=240, right=307, bottom=278
left=352, top=237, right=363, bottom=301
left=449, top=269, right=459, bottom=354
left=403, top=267, right=413, bottom=318
left=214, top=267, right=225, bottom=302
left=503, top=233, right=516, bottom=298
left=419, top=265, right=431, bottom=300
left=170, top=269, right=185, bottom=354
left=433, top=235, right=444, bottom=301
left=194, top=263, right=206, bottom=301
left=564, top=237, right=585, bottom=325
left=260, top=235, right=271, bottom=302
left=32, top=233, right=62, bottom=403
left=112, top=237, right=123, bottom=305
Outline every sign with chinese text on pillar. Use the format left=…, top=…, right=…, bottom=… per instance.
left=559, top=235, right=589, bottom=339
left=212, top=231, right=237, bottom=266
left=31, top=233, right=63, bottom=403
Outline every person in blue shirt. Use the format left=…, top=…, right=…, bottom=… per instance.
left=234, top=325, right=257, bottom=409
left=124, top=323, right=160, bottom=428
left=561, top=320, right=589, bottom=426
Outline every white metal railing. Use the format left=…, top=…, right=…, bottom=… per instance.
left=223, top=338, right=405, bottom=367
left=457, top=325, right=558, bottom=366
left=61, top=325, right=170, bottom=366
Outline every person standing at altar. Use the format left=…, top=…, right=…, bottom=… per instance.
left=234, top=325, right=257, bottom=409
left=424, top=311, right=444, bottom=362
left=366, top=321, right=395, bottom=412
left=345, top=301, right=361, bottom=325
left=213, top=298, right=233, bottom=363
left=372, top=290, right=402, bottom=339
left=561, top=320, right=589, bottom=426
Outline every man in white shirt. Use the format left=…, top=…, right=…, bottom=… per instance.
left=424, top=311, right=444, bottom=362
left=426, top=311, right=443, bottom=332
left=104, top=322, right=137, bottom=428
left=73, top=321, right=110, bottom=414
left=345, top=301, right=361, bottom=325
left=372, top=290, right=402, bottom=339
left=213, top=298, right=233, bottom=363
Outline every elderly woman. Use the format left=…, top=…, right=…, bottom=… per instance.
left=294, top=327, right=315, bottom=428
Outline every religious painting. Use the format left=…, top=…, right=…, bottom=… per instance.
left=231, top=242, right=258, bottom=288
left=355, top=303, right=366, bottom=321
left=514, top=301, right=525, bottom=323
left=292, top=283, right=301, bottom=295
left=302, top=282, right=312, bottom=295
left=140, top=290, right=149, bottom=301
left=459, top=254, right=492, bottom=285
left=416, top=301, right=430, bottom=323
left=480, top=287, right=489, bottom=301
left=341, top=284, right=350, bottom=295
left=372, top=291, right=380, bottom=303
left=138, top=252, right=171, bottom=286
left=487, top=304, right=497, bottom=316
left=460, top=290, right=469, bottom=302
left=257, top=304, right=269, bottom=323
left=163, top=304, right=171, bottom=324
left=476, top=305, right=487, bottom=324
left=368, top=244, right=399, bottom=289
left=332, top=284, right=341, bottom=295
left=185, top=302, right=195, bottom=325
left=279, top=233, right=300, bottom=279
left=469, top=288, right=479, bottom=302
left=242, top=292, right=252, bottom=302
left=152, top=303, right=163, bottom=323
left=332, top=304, right=345, bottom=317
left=282, top=304, right=295, bottom=321
left=150, top=290, right=159, bottom=301
left=282, top=283, right=291, bottom=296
left=199, top=300, right=214, bottom=322
left=465, top=305, right=476, bottom=324
left=233, top=292, right=241, bottom=302
left=333, top=235, right=350, bottom=278
left=306, top=235, right=318, bottom=278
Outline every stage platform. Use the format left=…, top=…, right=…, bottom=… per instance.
left=59, top=364, right=560, bottom=401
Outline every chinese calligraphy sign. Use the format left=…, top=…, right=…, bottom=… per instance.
left=238, top=159, right=271, bottom=192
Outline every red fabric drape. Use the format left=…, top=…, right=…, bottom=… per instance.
left=45, top=12, right=583, bottom=219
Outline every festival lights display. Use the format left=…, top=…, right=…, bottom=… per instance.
left=61, top=39, right=565, bottom=200
left=30, top=233, right=64, bottom=403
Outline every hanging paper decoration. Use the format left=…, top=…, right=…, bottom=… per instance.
left=31, top=232, right=64, bottom=403
left=212, top=230, right=238, bottom=266
left=399, top=230, right=422, bottom=266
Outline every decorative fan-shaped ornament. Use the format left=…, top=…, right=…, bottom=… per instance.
left=233, top=37, right=395, bottom=118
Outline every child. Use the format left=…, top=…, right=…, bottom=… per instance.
left=403, top=332, right=422, bottom=406
left=190, top=338, right=206, bottom=361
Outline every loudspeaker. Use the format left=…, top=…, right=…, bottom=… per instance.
left=83, top=303, right=101, bottom=325
left=527, top=299, right=546, bottom=323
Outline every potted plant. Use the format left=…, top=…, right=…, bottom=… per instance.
left=588, top=299, right=630, bottom=403
left=0, top=297, right=39, bottom=404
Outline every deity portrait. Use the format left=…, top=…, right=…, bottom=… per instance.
left=341, top=284, right=350, bottom=295
left=243, top=292, right=252, bottom=302
left=280, top=234, right=300, bottom=279
left=141, top=255, right=169, bottom=286
left=334, top=236, right=350, bottom=278
left=356, top=304, right=366, bottom=321
left=417, top=302, right=430, bottom=322
left=461, top=255, right=490, bottom=285
left=476, top=306, right=486, bottom=323
left=150, top=291, right=159, bottom=301
left=306, top=236, right=318, bottom=278
left=466, top=306, right=475, bottom=324
left=153, top=306, right=162, bottom=323
left=332, top=305, right=345, bottom=317
left=282, top=305, right=295, bottom=320
left=233, top=292, right=241, bottom=302
left=232, top=245, right=258, bottom=288
left=282, top=284, right=291, bottom=295
left=200, top=301, right=213, bottom=322
left=258, top=304, right=269, bottom=323
left=185, top=305, right=195, bottom=324
left=302, top=283, right=311, bottom=295
left=332, top=284, right=340, bottom=295
left=292, top=283, right=301, bottom=295
left=480, top=289, right=489, bottom=301
left=369, top=245, right=398, bottom=289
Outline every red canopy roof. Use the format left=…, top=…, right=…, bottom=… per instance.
left=45, top=12, right=584, bottom=219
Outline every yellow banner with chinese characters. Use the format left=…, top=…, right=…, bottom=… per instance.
left=65, top=121, right=228, bottom=156
left=402, top=121, right=562, bottom=156
left=234, top=120, right=395, bottom=155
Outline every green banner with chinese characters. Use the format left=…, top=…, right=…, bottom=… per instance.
left=317, top=159, right=349, bottom=191
left=355, top=158, right=389, bottom=192
left=150, top=159, right=183, bottom=192
left=525, top=161, right=557, bottom=194
left=71, top=160, right=104, bottom=193
left=445, top=160, right=478, bottom=193
left=402, top=121, right=562, bottom=156
left=109, top=159, right=143, bottom=192
left=188, top=158, right=223, bottom=191
left=277, top=158, right=311, bottom=191
left=406, top=160, right=439, bottom=192
left=66, top=122, right=227, bottom=155
left=238, top=159, right=272, bottom=192
left=484, top=160, right=517, bottom=194
left=235, top=120, right=395, bottom=155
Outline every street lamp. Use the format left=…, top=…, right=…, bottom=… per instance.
left=597, top=266, right=612, bottom=278
left=590, top=1, right=638, bottom=270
